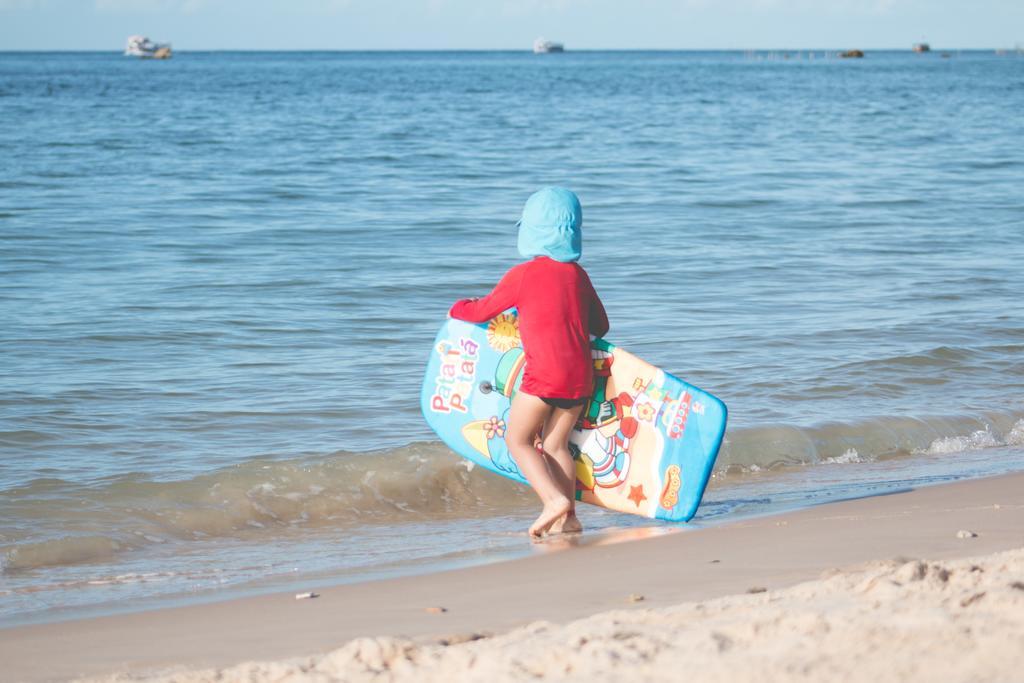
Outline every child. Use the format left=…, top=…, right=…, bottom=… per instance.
left=450, top=187, right=609, bottom=538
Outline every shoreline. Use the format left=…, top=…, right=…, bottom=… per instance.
left=2, top=471, right=1023, bottom=682
left=8, top=436, right=1022, bottom=631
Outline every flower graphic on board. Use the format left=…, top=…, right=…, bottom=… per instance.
left=635, top=402, right=655, bottom=423
left=487, top=313, right=521, bottom=352
left=485, top=416, right=506, bottom=440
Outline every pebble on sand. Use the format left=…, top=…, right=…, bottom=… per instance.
left=425, top=606, right=448, bottom=614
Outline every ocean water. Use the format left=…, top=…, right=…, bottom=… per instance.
left=2, top=50, right=1023, bottom=625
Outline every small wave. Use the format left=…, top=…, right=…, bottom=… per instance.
left=835, top=346, right=975, bottom=374
left=1, top=443, right=530, bottom=572
left=2, top=536, right=125, bottom=572
left=716, top=414, right=1024, bottom=472
left=0, top=430, right=55, bottom=445
left=3, top=570, right=198, bottom=598
left=915, top=426, right=1002, bottom=455
left=964, top=159, right=1020, bottom=170
left=692, top=198, right=779, bottom=209
left=1008, top=421, right=1024, bottom=446
left=820, top=448, right=869, bottom=465
left=837, top=197, right=926, bottom=208
left=3, top=415, right=1022, bottom=573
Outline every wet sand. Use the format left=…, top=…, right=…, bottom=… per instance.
left=3, top=472, right=1023, bottom=682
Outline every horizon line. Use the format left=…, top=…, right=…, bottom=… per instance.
left=0, top=46, right=1014, bottom=53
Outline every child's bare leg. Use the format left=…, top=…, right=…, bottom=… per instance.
left=507, top=392, right=571, bottom=537
left=541, top=403, right=586, bottom=534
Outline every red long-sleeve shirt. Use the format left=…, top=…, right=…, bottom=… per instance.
left=449, top=256, right=608, bottom=399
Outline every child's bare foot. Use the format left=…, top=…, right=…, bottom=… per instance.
left=548, top=508, right=583, bottom=534
left=528, top=496, right=571, bottom=538
left=550, top=512, right=583, bottom=535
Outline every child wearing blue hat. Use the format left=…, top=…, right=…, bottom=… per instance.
left=451, top=188, right=608, bottom=537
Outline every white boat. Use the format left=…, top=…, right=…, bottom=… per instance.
left=533, top=38, right=564, bottom=54
left=125, top=35, right=172, bottom=59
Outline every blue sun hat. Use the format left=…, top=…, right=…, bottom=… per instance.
left=516, top=187, right=582, bottom=263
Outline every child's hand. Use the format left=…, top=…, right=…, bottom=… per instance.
left=448, top=297, right=480, bottom=319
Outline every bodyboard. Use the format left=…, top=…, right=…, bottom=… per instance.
left=420, top=311, right=727, bottom=521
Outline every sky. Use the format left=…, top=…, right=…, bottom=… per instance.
left=0, top=0, right=1022, bottom=51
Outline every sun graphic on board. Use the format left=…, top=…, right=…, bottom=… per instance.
left=487, top=313, right=521, bottom=352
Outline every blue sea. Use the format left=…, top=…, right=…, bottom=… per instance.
left=2, top=50, right=1023, bottom=626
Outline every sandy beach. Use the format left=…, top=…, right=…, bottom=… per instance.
left=1, top=471, right=1022, bottom=682
left=112, top=547, right=1024, bottom=683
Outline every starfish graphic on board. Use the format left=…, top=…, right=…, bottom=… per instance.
left=627, top=484, right=647, bottom=507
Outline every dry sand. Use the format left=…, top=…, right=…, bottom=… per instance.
left=98, top=547, right=1024, bottom=683
left=2, top=472, right=1023, bottom=682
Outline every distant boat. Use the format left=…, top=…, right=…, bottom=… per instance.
left=912, top=42, right=931, bottom=53
left=125, top=35, right=172, bottom=59
left=839, top=49, right=865, bottom=59
left=533, top=38, right=564, bottom=54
